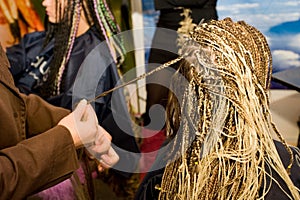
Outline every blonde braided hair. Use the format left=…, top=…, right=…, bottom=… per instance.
left=159, top=18, right=299, bottom=200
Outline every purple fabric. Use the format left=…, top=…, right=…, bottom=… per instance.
left=36, top=165, right=86, bottom=199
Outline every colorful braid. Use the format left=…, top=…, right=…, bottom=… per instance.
left=55, top=0, right=82, bottom=95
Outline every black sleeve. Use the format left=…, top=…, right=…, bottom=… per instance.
left=275, top=140, right=300, bottom=189
left=134, top=168, right=165, bottom=200
left=262, top=141, right=300, bottom=199
left=154, top=0, right=213, bottom=9
left=6, top=38, right=27, bottom=78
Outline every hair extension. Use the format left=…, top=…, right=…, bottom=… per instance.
left=39, top=0, right=124, bottom=98
left=39, top=0, right=76, bottom=97
left=158, top=18, right=299, bottom=200
left=55, top=0, right=82, bottom=95
left=93, top=0, right=125, bottom=66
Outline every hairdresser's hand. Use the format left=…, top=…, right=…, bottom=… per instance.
left=87, top=126, right=119, bottom=171
left=96, top=146, right=119, bottom=171
left=58, top=99, right=98, bottom=148
left=87, top=125, right=112, bottom=154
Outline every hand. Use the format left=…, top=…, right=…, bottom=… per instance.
left=86, top=126, right=119, bottom=171
left=97, top=147, right=119, bottom=171
left=58, top=99, right=98, bottom=147
left=87, top=126, right=112, bottom=155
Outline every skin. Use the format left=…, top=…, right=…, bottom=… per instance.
left=42, top=0, right=62, bottom=23
left=42, top=0, right=89, bottom=36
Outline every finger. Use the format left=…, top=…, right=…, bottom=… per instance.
left=84, top=105, right=99, bottom=127
left=97, top=164, right=104, bottom=172
left=97, top=159, right=110, bottom=169
left=85, top=150, right=105, bottom=172
left=89, top=141, right=111, bottom=155
left=85, top=148, right=95, bottom=160
left=100, top=147, right=119, bottom=168
left=87, top=132, right=111, bottom=155
left=94, top=129, right=111, bottom=146
left=88, top=154, right=108, bottom=172
left=73, top=99, right=88, bottom=121
left=91, top=106, right=99, bottom=125
left=98, top=125, right=112, bottom=141
left=84, top=149, right=106, bottom=172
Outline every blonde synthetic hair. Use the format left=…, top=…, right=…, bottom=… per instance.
left=158, top=18, right=299, bottom=200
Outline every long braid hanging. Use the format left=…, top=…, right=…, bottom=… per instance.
left=93, top=0, right=114, bottom=59
left=93, top=0, right=125, bottom=67
left=101, top=0, right=126, bottom=65
left=55, top=0, right=82, bottom=95
left=101, top=0, right=119, bottom=31
left=237, top=20, right=294, bottom=175
left=158, top=18, right=299, bottom=200
left=39, top=0, right=80, bottom=97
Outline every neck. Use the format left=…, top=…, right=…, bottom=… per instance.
left=76, top=12, right=90, bottom=37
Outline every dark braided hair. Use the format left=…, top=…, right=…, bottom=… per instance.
left=40, top=0, right=78, bottom=98
left=39, top=0, right=123, bottom=98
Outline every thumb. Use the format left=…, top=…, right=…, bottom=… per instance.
left=73, top=99, right=88, bottom=118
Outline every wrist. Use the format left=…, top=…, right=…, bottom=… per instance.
left=58, top=124, right=82, bottom=148
left=71, top=131, right=82, bottom=148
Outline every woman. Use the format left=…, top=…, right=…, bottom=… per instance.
left=135, top=18, right=300, bottom=199
left=6, top=0, right=140, bottom=198
left=0, top=44, right=118, bottom=199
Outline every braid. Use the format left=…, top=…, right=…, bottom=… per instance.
left=159, top=18, right=300, bottom=200
left=92, top=0, right=125, bottom=65
left=56, top=0, right=81, bottom=95
left=41, top=0, right=82, bottom=97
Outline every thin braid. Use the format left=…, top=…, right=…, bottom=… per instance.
left=158, top=18, right=300, bottom=200
left=93, top=0, right=117, bottom=62
left=56, top=0, right=82, bottom=95
left=98, top=0, right=126, bottom=65
left=39, top=0, right=75, bottom=97
left=101, top=0, right=118, bottom=32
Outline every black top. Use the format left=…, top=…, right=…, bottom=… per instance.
left=135, top=140, right=300, bottom=200
left=154, top=0, right=218, bottom=28
left=154, top=0, right=218, bottom=10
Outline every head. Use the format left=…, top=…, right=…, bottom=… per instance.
left=42, top=0, right=66, bottom=23
left=42, top=0, right=103, bottom=26
left=159, top=18, right=298, bottom=199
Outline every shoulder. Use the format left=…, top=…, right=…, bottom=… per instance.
left=6, top=31, right=47, bottom=55
left=274, top=140, right=300, bottom=187
left=289, top=145, right=300, bottom=172
left=274, top=140, right=300, bottom=165
left=23, top=31, right=46, bottom=41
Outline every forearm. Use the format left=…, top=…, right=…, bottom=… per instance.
left=22, top=93, right=70, bottom=137
left=0, top=125, right=79, bottom=199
